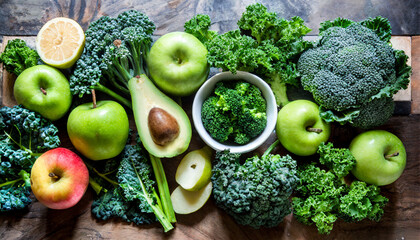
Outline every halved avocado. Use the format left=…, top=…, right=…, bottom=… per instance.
left=128, top=74, right=192, bottom=158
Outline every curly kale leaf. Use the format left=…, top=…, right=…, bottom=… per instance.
left=92, top=188, right=156, bottom=225
left=0, top=39, right=40, bottom=76
left=185, top=3, right=312, bottom=107
left=90, top=142, right=173, bottom=231
left=212, top=140, right=298, bottom=228
left=317, top=142, right=356, bottom=178
left=292, top=156, right=388, bottom=234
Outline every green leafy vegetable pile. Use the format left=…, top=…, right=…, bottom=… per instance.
left=0, top=39, right=40, bottom=76
left=211, top=140, right=298, bottom=228
left=201, top=81, right=267, bottom=144
left=184, top=3, right=312, bottom=107
left=69, top=10, right=156, bottom=108
left=298, top=17, right=412, bottom=129
left=88, top=136, right=175, bottom=232
left=0, top=105, right=60, bottom=212
left=292, top=142, right=388, bottom=234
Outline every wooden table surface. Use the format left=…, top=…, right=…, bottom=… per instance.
left=0, top=1, right=419, bottom=239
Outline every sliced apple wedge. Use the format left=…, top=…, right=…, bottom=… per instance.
left=171, top=182, right=213, bottom=214
left=175, top=146, right=212, bottom=191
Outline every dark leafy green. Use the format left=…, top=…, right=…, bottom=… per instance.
left=0, top=105, right=60, bottom=212
left=185, top=3, right=312, bottom=107
left=0, top=39, right=40, bottom=76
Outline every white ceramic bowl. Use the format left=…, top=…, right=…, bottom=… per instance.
left=192, top=71, right=277, bottom=154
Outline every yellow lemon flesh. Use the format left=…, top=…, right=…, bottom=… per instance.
left=36, top=17, right=85, bottom=69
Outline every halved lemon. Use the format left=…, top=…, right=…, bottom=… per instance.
left=36, top=17, right=85, bottom=69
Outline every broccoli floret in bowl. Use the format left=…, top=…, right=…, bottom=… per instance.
left=192, top=71, right=277, bottom=154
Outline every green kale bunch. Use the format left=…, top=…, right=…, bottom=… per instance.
left=185, top=3, right=312, bottom=107
left=0, top=105, right=60, bottom=212
left=89, top=138, right=175, bottom=232
left=201, top=81, right=267, bottom=144
left=212, top=140, right=298, bottom=228
left=0, top=39, right=40, bottom=76
left=298, top=17, right=411, bottom=129
left=292, top=143, right=388, bottom=234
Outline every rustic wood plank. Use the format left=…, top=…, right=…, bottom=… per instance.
left=0, top=0, right=419, bottom=37
left=391, top=37, right=411, bottom=102
left=411, top=36, right=420, bottom=114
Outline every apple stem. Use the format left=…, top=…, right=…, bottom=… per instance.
left=385, top=152, right=399, bottom=160
left=92, top=89, right=97, bottom=109
left=40, top=87, right=47, bottom=95
left=307, top=127, right=323, bottom=133
left=48, top=172, right=59, bottom=179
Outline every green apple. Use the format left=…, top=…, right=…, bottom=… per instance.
left=147, top=32, right=209, bottom=96
left=30, top=148, right=89, bottom=209
left=13, top=65, right=72, bottom=121
left=175, top=146, right=212, bottom=191
left=350, top=130, right=406, bottom=186
left=67, top=100, right=129, bottom=160
left=276, top=100, right=331, bottom=156
left=171, top=182, right=213, bottom=215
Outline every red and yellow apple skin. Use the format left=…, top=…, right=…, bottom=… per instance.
left=30, top=148, right=89, bottom=209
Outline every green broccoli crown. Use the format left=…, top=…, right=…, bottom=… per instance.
left=69, top=10, right=155, bottom=100
left=351, top=96, right=395, bottom=129
left=201, top=81, right=267, bottom=145
left=0, top=39, right=40, bottom=76
left=298, top=17, right=411, bottom=129
left=201, top=96, right=234, bottom=143
left=299, top=23, right=396, bottom=111
left=212, top=141, right=298, bottom=228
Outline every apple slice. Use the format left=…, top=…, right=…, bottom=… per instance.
left=175, top=146, right=212, bottom=191
left=171, top=182, right=213, bottom=214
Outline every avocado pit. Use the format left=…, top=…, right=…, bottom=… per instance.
left=148, top=107, right=180, bottom=146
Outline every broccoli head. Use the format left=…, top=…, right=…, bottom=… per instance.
left=201, top=81, right=267, bottom=145
left=298, top=17, right=411, bottom=129
left=212, top=140, right=298, bottom=228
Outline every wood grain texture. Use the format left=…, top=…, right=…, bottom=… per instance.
left=0, top=0, right=419, bottom=37
left=411, top=36, right=420, bottom=114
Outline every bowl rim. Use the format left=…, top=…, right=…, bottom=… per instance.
left=192, top=71, right=277, bottom=154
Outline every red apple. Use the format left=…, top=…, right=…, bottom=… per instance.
left=30, top=148, right=89, bottom=209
